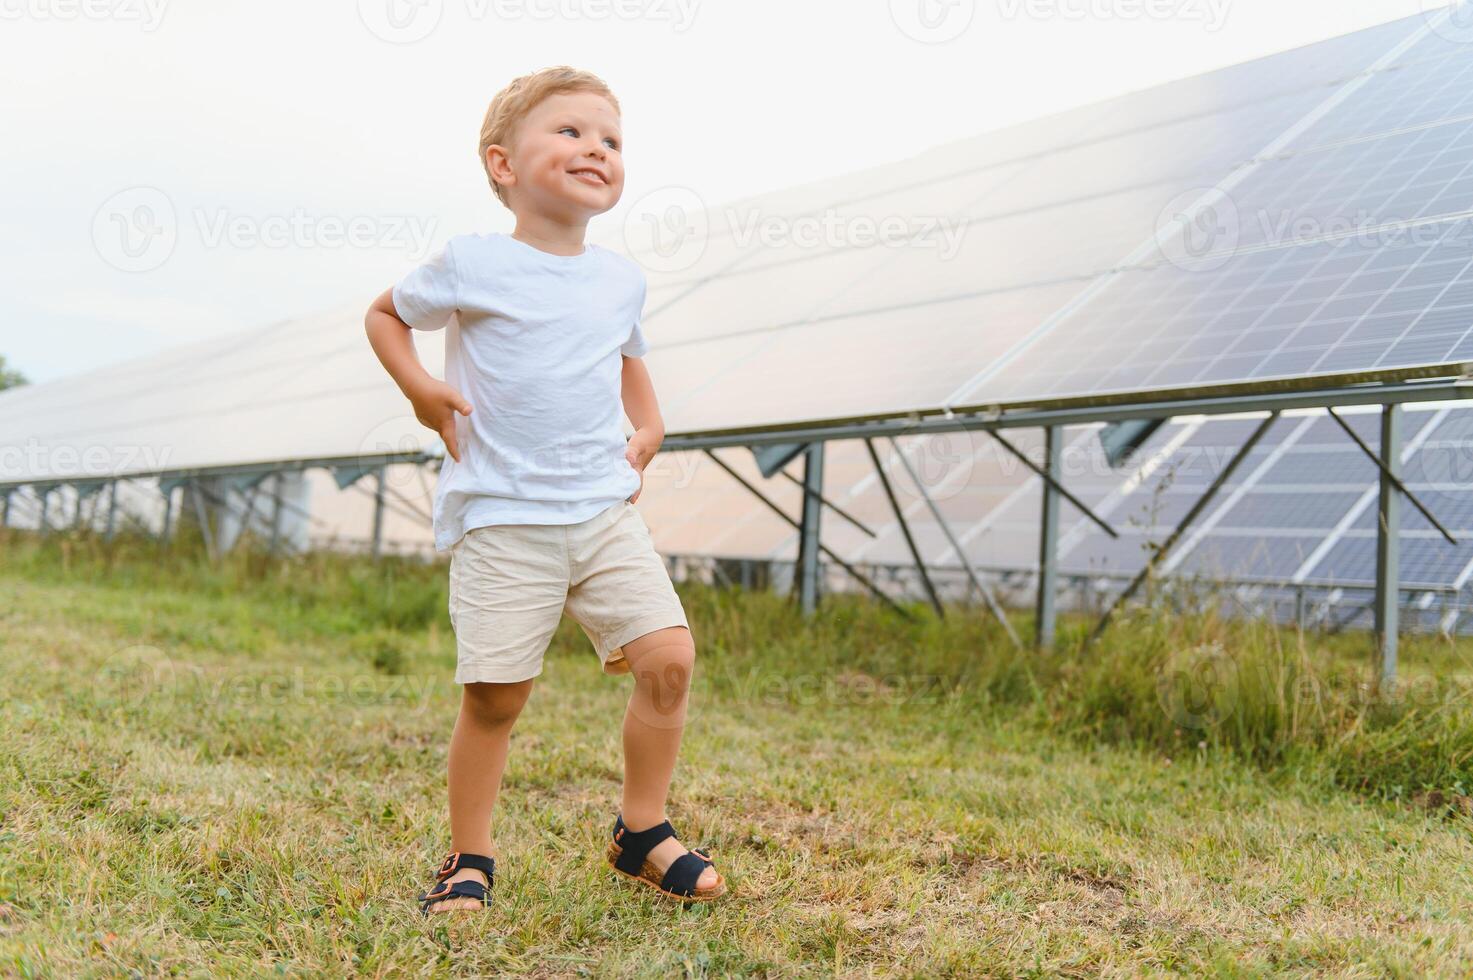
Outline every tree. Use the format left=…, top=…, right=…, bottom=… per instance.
left=0, top=354, right=26, bottom=392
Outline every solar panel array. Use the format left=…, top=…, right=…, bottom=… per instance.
left=631, top=402, right=1473, bottom=613
left=621, top=11, right=1473, bottom=436
left=0, top=302, right=447, bottom=484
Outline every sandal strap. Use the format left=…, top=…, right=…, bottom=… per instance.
left=434, top=851, right=496, bottom=881
left=659, top=850, right=713, bottom=897
left=418, top=878, right=487, bottom=912
left=612, top=815, right=676, bottom=876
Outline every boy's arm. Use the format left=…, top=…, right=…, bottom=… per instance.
left=364, top=287, right=473, bottom=462
left=621, top=354, right=665, bottom=470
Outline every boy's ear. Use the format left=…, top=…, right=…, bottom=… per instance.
left=485, top=145, right=515, bottom=191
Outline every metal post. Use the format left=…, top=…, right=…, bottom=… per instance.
left=269, top=473, right=284, bottom=555
left=191, top=480, right=218, bottom=562
left=798, top=443, right=825, bottom=616
left=701, top=448, right=912, bottom=618
left=1294, top=586, right=1307, bottom=632
left=39, top=488, right=50, bottom=533
left=371, top=466, right=387, bottom=559
left=161, top=486, right=175, bottom=547
left=1036, top=425, right=1062, bottom=650
left=1, top=491, right=9, bottom=528
left=105, top=481, right=118, bottom=541
left=1375, top=404, right=1401, bottom=689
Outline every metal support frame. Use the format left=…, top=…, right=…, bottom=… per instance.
left=371, top=465, right=387, bottom=560
left=702, top=448, right=913, bottom=619
left=1375, top=404, right=1402, bottom=688
left=1326, top=406, right=1456, bottom=545
left=1, top=490, right=9, bottom=528
left=886, top=435, right=1022, bottom=646
left=973, top=426, right=1119, bottom=540
left=1088, top=412, right=1281, bottom=646
left=189, top=479, right=218, bottom=562
left=269, top=472, right=284, bottom=555
left=104, top=480, right=118, bottom=541
left=864, top=438, right=944, bottom=618
left=1036, top=425, right=1062, bottom=650
left=796, top=443, right=825, bottom=616
left=160, top=485, right=175, bottom=546
left=777, top=467, right=877, bottom=538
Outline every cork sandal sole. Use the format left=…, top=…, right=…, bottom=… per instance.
left=606, top=841, right=727, bottom=902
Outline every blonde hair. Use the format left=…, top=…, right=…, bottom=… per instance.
left=478, top=66, right=621, bottom=210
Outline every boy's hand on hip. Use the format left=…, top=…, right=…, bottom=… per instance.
left=624, top=429, right=660, bottom=504
left=407, top=377, right=473, bottom=463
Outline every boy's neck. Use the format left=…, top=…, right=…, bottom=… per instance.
left=509, top=215, right=590, bottom=257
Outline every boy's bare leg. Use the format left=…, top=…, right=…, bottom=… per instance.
left=428, top=677, right=535, bottom=912
left=617, top=625, right=717, bottom=889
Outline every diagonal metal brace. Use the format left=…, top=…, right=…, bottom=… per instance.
left=777, top=468, right=878, bottom=538
left=886, top=435, right=1023, bottom=647
left=702, top=449, right=915, bottom=620
left=1087, top=411, right=1280, bottom=646
left=1325, top=406, right=1457, bottom=546
left=865, top=438, right=946, bottom=619
left=951, top=419, right=1119, bottom=539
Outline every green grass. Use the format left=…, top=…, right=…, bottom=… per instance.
left=3, top=526, right=1473, bottom=976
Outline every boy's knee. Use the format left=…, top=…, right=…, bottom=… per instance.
left=627, top=630, right=694, bottom=691
left=461, top=678, right=532, bottom=727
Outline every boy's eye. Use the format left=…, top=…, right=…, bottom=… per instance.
left=559, top=126, right=619, bottom=150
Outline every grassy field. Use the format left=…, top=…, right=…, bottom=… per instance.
left=3, top=526, right=1473, bottom=977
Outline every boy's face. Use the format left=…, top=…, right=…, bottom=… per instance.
left=490, top=90, right=624, bottom=221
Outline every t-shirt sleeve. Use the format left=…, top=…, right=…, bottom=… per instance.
left=392, top=239, right=459, bottom=332
left=620, top=273, right=650, bottom=357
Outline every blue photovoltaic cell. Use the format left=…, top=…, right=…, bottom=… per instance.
left=975, top=225, right=1473, bottom=406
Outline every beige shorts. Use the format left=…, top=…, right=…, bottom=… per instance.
left=447, top=498, right=691, bottom=684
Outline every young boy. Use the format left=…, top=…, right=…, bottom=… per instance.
left=364, top=66, right=725, bottom=913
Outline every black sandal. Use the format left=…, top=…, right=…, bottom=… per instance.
left=417, top=850, right=495, bottom=916
left=606, top=814, right=726, bottom=902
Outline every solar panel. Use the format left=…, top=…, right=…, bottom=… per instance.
left=975, top=223, right=1473, bottom=405
left=624, top=13, right=1473, bottom=438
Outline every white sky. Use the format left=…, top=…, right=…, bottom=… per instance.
left=0, top=0, right=1458, bottom=384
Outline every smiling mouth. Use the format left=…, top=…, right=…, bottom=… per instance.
left=568, top=169, right=607, bottom=185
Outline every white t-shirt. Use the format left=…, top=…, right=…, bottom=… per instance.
left=392, top=231, right=649, bottom=551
